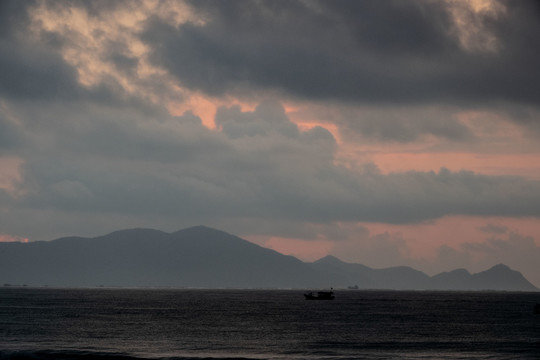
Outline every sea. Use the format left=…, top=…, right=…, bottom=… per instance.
left=1, top=288, right=539, bottom=360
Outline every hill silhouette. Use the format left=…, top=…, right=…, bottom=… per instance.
left=0, top=226, right=537, bottom=290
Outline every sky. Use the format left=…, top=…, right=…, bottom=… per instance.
left=1, top=0, right=540, bottom=286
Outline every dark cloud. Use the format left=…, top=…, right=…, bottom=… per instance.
left=0, top=1, right=163, bottom=111
left=142, top=0, right=540, bottom=107
left=1, top=0, right=539, bottom=252
left=336, top=105, right=473, bottom=143
left=4, top=98, right=540, bottom=242
left=0, top=35, right=122, bottom=107
left=0, top=2, right=83, bottom=100
left=215, top=100, right=301, bottom=139
left=0, top=111, right=21, bottom=152
left=479, top=224, right=508, bottom=235
left=104, top=45, right=140, bottom=78
left=359, top=168, right=540, bottom=223
left=11, top=108, right=227, bottom=215
left=0, top=40, right=83, bottom=101
left=0, top=0, right=34, bottom=38
left=321, top=0, right=453, bottom=57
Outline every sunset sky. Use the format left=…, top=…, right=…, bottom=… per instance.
left=1, top=0, right=540, bottom=286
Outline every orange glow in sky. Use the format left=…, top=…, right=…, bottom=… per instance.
left=0, top=234, right=28, bottom=243
left=0, top=157, right=23, bottom=196
left=247, top=235, right=334, bottom=262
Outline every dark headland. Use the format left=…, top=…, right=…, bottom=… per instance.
left=0, top=226, right=537, bottom=291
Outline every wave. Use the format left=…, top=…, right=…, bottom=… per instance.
left=0, top=350, right=261, bottom=360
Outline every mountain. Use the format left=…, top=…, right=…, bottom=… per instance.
left=308, top=255, right=432, bottom=289
left=430, top=264, right=537, bottom=291
left=313, top=256, right=538, bottom=291
left=0, top=226, right=537, bottom=291
left=0, top=226, right=329, bottom=288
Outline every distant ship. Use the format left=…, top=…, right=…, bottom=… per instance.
left=304, top=289, right=335, bottom=300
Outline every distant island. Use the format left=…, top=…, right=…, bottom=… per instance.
left=0, top=226, right=537, bottom=291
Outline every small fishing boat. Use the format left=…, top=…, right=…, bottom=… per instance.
left=304, top=290, right=335, bottom=300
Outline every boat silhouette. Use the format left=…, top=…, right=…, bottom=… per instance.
left=304, top=289, right=335, bottom=300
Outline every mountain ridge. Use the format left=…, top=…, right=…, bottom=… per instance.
left=0, top=226, right=537, bottom=291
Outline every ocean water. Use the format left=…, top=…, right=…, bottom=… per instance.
left=1, top=288, right=539, bottom=360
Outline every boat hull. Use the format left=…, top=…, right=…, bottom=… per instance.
left=304, top=291, right=335, bottom=300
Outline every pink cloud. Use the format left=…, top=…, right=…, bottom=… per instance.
left=360, top=216, right=540, bottom=259
left=371, top=153, right=540, bottom=180
left=247, top=235, right=334, bottom=262
left=0, top=156, right=24, bottom=195
left=0, top=234, right=28, bottom=243
left=246, top=216, right=540, bottom=287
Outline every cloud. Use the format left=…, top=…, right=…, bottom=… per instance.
left=132, top=0, right=540, bottom=143
left=142, top=0, right=540, bottom=108
left=0, top=105, right=22, bottom=152
left=15, top=0, right=540, bottom=146
left=2, top=92, right=540, bottom=242
left=0, top=29, right=82, bottom=101
left=215, top=100, right=301, bottom=139
left=464, top=231, right=540, bottom=263
left=0, top=0, right=539, bottom=257
left=334, top=105, right=474, bottom=143
left=328, top=219, right=540, bottom=286
left=336, top=231, right=412, bottom=269
left=454, top=231, right=540, bottom=286
left=478, top=223, right=508, bottom=235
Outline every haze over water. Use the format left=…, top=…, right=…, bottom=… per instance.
left=1, top=288, right=539, bottom=359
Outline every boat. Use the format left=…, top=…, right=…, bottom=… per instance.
left=304, top=290, right=335, bottom=300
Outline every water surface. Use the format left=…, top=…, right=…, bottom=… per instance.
left=1, top=288, right=539, bottom=359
